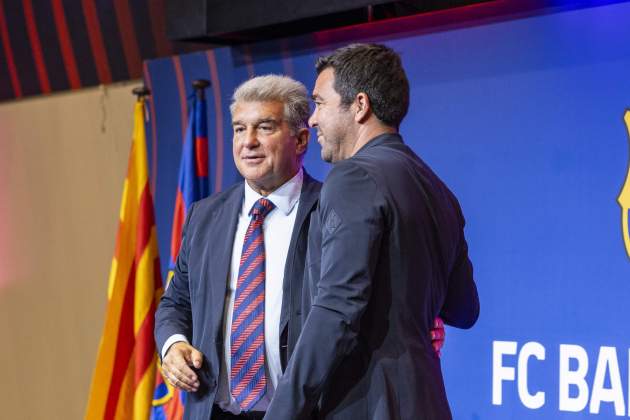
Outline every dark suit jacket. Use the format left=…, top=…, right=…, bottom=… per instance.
left=155, top=172, right=321, bottom=420
left=266, top=134, right=480, bottom=420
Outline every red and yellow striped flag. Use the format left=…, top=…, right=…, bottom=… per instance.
left=86, top=97, right=163, bottom=420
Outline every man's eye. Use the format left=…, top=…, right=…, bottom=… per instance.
left=234, top=126, right=245, bottom=133
left=258, top=125, right=274, bottom=132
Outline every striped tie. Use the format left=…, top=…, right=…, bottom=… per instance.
left=230, top=197, right=275, bottom=411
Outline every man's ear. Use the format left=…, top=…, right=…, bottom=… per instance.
left=295, top=127, right=310, bottom=156
left=354, top=92, right=371, bottom=123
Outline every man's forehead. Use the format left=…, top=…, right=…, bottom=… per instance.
left=232, top=100, right=284, bottom=123
left=312, top=69, right=334, bottom=97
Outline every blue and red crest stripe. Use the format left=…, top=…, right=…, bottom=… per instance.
left=167, top=90, right=210, bottom=271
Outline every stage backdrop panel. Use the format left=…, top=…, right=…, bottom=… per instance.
left=146, top=2, right=630, bottom=418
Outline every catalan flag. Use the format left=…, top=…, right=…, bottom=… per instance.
left=86, top=97, right=163, bottom=420
left=151, top=85, right=210, bottom=419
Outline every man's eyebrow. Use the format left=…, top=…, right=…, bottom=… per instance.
left=232, top=117, right=279, bottom=126
left=256, top=117, right=279, bottom=124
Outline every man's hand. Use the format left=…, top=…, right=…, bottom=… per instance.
left=430, top=317, right=445, bottom=357
left=162, top=342, right=203, bottom=392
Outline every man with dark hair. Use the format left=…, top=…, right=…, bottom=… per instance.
left=266, top=43, right=480, bottom=419
left=314, top=43, right=409, bottom=130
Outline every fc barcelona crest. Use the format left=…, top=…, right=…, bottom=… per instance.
left=618, top=111, right=630, bottom=259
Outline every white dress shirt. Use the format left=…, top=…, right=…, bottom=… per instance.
left=162, top=168, right=303, bottom=414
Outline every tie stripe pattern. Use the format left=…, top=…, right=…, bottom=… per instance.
left=230, top=197, right=275, bottom=410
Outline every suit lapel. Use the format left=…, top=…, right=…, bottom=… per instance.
left=279, top=173, right=321, bottom=337
left=206, top=185, right=243, bottom=342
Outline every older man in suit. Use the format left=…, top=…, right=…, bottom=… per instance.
left=266, top=44, right=480, bottom=420
left=155, top=75, right=320, bottom=420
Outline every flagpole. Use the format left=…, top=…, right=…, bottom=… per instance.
left=132, top=85, right=151, bottom=99
left=192, top=79, right=210, bottom=99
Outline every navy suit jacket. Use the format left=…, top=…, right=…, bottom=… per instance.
left=266, top=134, right=480, bottom=420
left=155, top=172, right=321, bottom=420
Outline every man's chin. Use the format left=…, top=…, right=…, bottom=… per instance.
left=239, top=167, right=265, bottom=183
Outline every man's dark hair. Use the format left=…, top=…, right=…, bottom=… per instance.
left=316, top=43, right=409, bottom=128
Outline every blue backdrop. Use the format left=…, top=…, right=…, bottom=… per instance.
left=144, top=2, right=630, bottom=418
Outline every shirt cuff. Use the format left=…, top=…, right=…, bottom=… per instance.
left=162, top=334, right=189, bottom=359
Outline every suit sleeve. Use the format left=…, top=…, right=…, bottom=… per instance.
left=439, top=205, right=480, bottom=329
left=265, top=162, right=385, bottom=420
left=154, top=202, right=196, bottom=356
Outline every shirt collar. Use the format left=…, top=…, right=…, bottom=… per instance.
left=243, top=167, right=303, bottom=216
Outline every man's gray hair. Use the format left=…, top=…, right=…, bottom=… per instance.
left=230, top=75, right=310, bottom=133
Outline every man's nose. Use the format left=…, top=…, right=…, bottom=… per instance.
left=308, top=111, right=317, bottom=128
left=243, top=128, right=259, bottom=147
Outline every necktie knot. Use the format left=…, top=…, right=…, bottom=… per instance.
left=249, top=198, right=275, bottom=220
